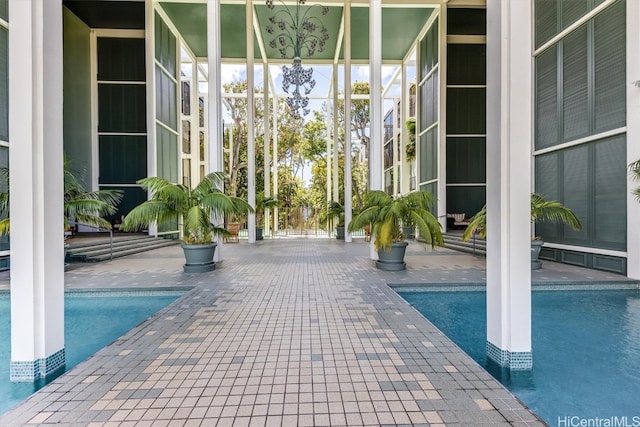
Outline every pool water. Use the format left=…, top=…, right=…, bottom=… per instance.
left=398, top=290, right=640, bottom=425
left=0, top=293, right=181, bottom=415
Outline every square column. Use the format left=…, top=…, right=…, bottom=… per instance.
left=627, top=0, right=640, bottom=280
left=9, top=0, right=65, bottom=381
left=485, top=0, right=533, bottom=370
left=208, top=0, right=224, bottom=261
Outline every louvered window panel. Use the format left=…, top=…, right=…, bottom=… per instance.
left=535, top=153, right=560, bottom=241
left=0, top=0, right=6, bottom=22
left=446, top=138, right=486, bottom=184
left=562, top=25, right=588, bottom=141
left=594, top=0, right=626, bottom=132
left=535, top=46, right=559, bottom=149
left=562, top=145, right=589, bottom=245
left=594, top=135, right=626, bottom=250
left=561, top=0, right=588, bottom=30
left=419, top=127, right=437, bottom=183
left=535, top=0, right=558, bottom=48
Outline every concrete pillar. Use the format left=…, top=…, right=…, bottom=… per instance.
left=272, top=95, right=279, bottom=236
left=332, top=63, right=339, bottom=204
left=367, top=0, right=382, bottom=258
left=485, top=0, right=533, bottom=369
left=246, top=0, right=256, bottom=243
left=626, top=0, right=640, bottom=280
left=9, top=0, right=65, bottom=382
left=263, top=64, right=271, bottom=236
left=344, top=0, right=352, bottom=243
left=207, top=0, right=224, bottom=261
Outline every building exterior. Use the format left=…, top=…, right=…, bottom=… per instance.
left=2, top=0, right=638, bottom=380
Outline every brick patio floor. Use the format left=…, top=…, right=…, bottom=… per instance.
left=1, top=238, right=632, bottom=426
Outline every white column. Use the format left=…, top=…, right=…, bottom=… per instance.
left=437, top=4, right=448, bottom=231
left=207, top=0, right=224, bottom=261
left=263, top=64, right=271, bottom=237
left=9, top=0, right=65, bottom=382
left=626, top=0, right=640, bottom=280
left=485, top=0, right=532, bottom=369
left=190, top=58, right=201, bottom=185
left=145, top=0, right=158, bottom=236
left=367, top=0, right=382, bottom=257
left=326, top=95, right=332, bottom=216
left=344, top=0, right=352, bottom=243
left=369, top=0, right=383, bottom=191
left=400, top=63, right=409, bottom=194
left=332, top=63, right=340, bottom=204
left=272, top=95, right=279, bottom=236
left=246, top=0, right=256, bottom=243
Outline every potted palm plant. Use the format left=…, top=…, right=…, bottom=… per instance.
left=255, top=192, right=280, bottom=240
left=462, top=193, right=582, bottom=269
left=120, top=172, right=253, bottom=273
left=348, top=190, right=443, bottom=271
left=326, top=201, right=345, bottom=240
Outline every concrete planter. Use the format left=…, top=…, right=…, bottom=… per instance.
left=376, top=241, right=408, bottom=271
left=256, top=227, right=264, bottom=241
left=531, top=239, right=544, bottom=270
left=181, top=243, right=216, bottom=273
left=402, top=226, right=415, bottom=240
left=336, top=226, right=345, bottom=240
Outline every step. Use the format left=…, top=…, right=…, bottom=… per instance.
left=442, top=233, right=486, bottom=256
left=66, top=234, right=154, bottom=250
left=67, top=237, right=180, bottom=263
left=85, top=240, right=180, bottom=262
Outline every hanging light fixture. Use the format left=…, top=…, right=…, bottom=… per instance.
left=265, top=0, right=330, bottom=118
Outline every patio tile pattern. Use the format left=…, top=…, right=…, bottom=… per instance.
left=0, top=238, right=603, bottom=425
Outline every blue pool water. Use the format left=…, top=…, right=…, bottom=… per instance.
left=398, top=290, right=640, bottom=425
left=0, top=293, right=181, bottom=415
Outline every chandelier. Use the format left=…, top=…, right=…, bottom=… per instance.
left=265, top=0, right=330, bottom=117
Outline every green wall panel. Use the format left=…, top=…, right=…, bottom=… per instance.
left=535, top=46, right=559, bottom=150
left=562, top=24, right=588, bottom=141
left=98, top=84, right=147, bottom=133
left=0, top=0, right=6, bottom=22
left=0, top=27, right=6, bottom=142
left=446, top=138, right=485, bottom=184
left=419, top=19, right=438, bottom=82
left=419, top=127, right=437, bottom=184
left=594, top=0, right=626, bottom=133
left=419, top=182, right=438, bottom=214
left=156, top=125, right=179, bottom=183
left=534, top=135, right=627, bottom=251
left=535, top=0, right=626, bottom=150
left=593, top=135, right=626, bottom=249
left=63, top=8, right=92, bottom=189
left=446, top=88, right=486, bottom=134
left=447, top=44, right=486, bottom=85
left=97, top=37, right=145, bottom=82
left=447, top=8, right=486, bottom=35
left=98, top=136, right=147, bottom=184
left=420, top=71, right=438, bottom=130
left=446, top=186, right=485, bottom=217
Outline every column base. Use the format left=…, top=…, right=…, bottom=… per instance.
left=486, top=341, right=532, bottom=370
left=10, top=348, right=65, bottom=382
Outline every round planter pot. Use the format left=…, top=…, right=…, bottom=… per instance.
left=336, top=226, right=345, bottom=240
left=376, top=241, right=408, bottom=271
left=256, top=227, right=264, bottom=241
left=181, top=243, right=216, bottom=273
left=531, top=239, right=544, bottom=270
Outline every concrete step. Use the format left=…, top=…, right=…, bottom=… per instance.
left=66, top=234, right=153, bottom=250
left=67, top=236, right=180, bottom=262
left=442, top=233, right=486, bottom=256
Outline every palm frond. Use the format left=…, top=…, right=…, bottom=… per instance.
left=531, top=193, right=582, bottom=230
left=462, top=205, right=487, bottom=241
left=0, top=218, right=9, bottom=236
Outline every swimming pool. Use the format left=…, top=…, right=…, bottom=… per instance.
left=0, top=291, right=182, bottom=415
left=397, top=289, right=640, bottom=425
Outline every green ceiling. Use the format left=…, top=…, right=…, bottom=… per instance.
left=160, top=2, right=433, bottom=62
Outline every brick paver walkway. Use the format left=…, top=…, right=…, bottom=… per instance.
left=0, top=238, right=606, bottom=426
